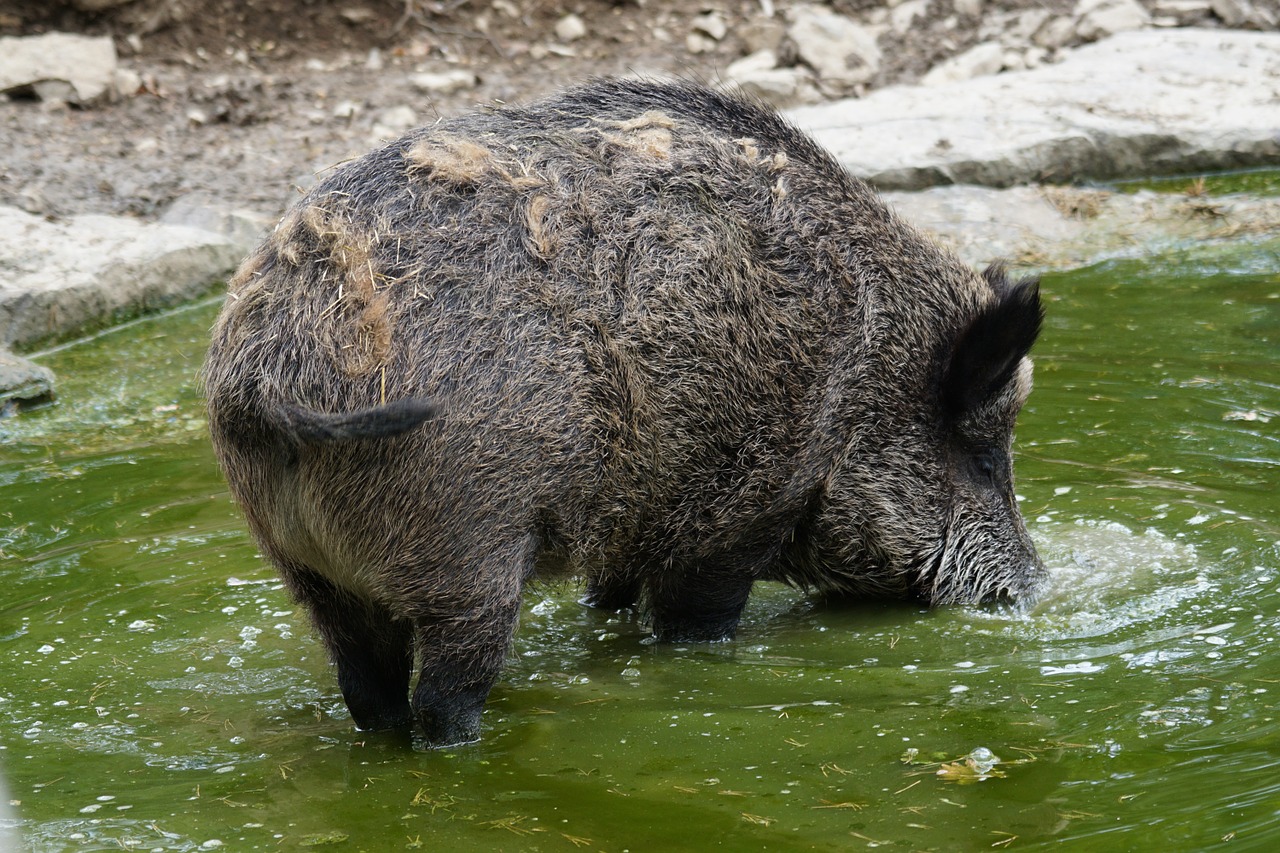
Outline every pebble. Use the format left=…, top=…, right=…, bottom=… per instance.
left=408, top=69, right=479, bottom=94
left=555, top=14, right=587, bottom=43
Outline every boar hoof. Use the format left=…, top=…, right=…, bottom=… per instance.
left=348, top=703, right=412, bottom=732
left=413, top=686, right=488, bottom=748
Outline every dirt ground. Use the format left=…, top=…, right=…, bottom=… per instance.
left=0, top=0, right=1219, bottom=223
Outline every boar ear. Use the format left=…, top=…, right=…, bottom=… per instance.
left=944, top=266, right=1043, bottom=416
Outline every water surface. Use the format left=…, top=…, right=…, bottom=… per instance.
left=2, top=239, right=1278, bottom=851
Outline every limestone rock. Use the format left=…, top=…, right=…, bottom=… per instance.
left=0, top=33, right=118, bottom=105
left=1153, top=0, right=1214, bottom=24
left=1033, top=15, right=1078, bottom=49
left=1211, top=0, right=1277, bottom=27
left=0, top=348, right=54, bottom=417
left=158, top=196, right=272, bottom=256
left=555, top=14, right=587, bottom=43
left=785, top=5, right=882, bottom=87
left=0, top=206, right=243, bottom=351
left=692, top=12, right=729, bottom=42
left=724, top=51, right=820, bottom=107
left=371, top=105, right=417, bottom=142
left=787, top=29, right=1280, bottom=191
left=1074, top=0, right=1153, bottom=41
left=890, top=0, right=930, bottom=34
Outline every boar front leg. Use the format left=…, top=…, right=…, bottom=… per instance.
left=288, top=567, right=414, bottom=731
left=582, top=571, right=643, bottom=611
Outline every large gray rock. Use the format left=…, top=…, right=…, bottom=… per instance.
left=788, top=29, right=1280, bottom=189
left=0, top=206, right=245, bottom=351
left=883, top=184, right=1280, bottom=270
left=785, top=5, right=883, bottom=87
left=723, top=50, right=821, bottom=107
left=0, top=348, right=54, bottom=416
left=0, top=32, right=118, bottom=105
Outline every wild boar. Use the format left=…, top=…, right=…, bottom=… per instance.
left=202, top=79, right=1045, bottom=747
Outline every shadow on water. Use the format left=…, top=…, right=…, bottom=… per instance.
left=1, top=237, right=1278, bottom=850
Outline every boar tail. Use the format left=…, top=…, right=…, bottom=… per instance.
left=275, top=398, right=437, bottom=444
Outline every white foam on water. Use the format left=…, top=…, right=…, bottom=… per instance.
left=972, top=519, right=1211, bottom=642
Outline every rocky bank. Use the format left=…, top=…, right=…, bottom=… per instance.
left=2, top=0, right=1278, bottom=411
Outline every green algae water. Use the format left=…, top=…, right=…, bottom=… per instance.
left=2, top=240, right=1278, bottom=852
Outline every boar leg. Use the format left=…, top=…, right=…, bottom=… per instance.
left=288, top=567, right=414, bottom=731
left=649, top=569, right=754, bottom=643
left=408, top=565, right=527, bottom=747
left=582, top=572, right=642, bottom=610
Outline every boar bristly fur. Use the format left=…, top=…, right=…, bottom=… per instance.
left=203, top=79, right=1046, bottom=747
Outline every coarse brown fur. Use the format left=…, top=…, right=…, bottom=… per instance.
left=202, top=79, right=1045, bottom=747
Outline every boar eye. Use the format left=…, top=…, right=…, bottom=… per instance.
left=972, top=451, right=998, bottom=482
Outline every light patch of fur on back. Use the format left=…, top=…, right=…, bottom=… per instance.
left=291, top=196, right=395, bottom=377
left=578, top=110, right=676, bottom=160
left=405, top=135, right=544, bottom=190
left=525, top=194, right=559, bottom=258
left=405, top=135, right=495, bottom=184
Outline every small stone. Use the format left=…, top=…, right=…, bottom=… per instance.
left=492, top=0, right=520, bottom=18
left=891, top=0, right=930, bottom=33
left=1033, top=15, right=1078, bottom=49
left=113, top=68, right=141, bottom=98
left=1211, top=0, right=1276, bottom=27
left=1023, top=45, right=1049, bottom=68
left=408, top=69, right=479, bottom=94
left=692, top=11, right=729, bottom=41
left=1153, top=0, right=1212, bottom=22
left=338, top=7, right=376, bottom=24
left=954, top=0, right=985, bottom=16
left=365, top=48, right=383, bottom=71
left=371, top=105, right=417, bottom=141
left=739, top=17, right=785, bottom=54
left=554, top=13, right=587, bottom=43
left=724, top=49, right=820, bottom=106
left=726, top=49, right=780, bottom=78
left=32, top=80, right=76, bottom=104
left=332, top=99, right=361, bottom=120
left=921, top=41, right=1005, bottom=85
left=1073, top=0, right=1152, bottom=42
left=0, top=349, right=55, bottom=417
left=1001, top=49, right=1026, bottom=72
left=729, top=67, right=820, bottom=107
left=686, top=32, right=718, bottom=54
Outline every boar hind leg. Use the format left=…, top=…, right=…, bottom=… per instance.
left=289, top=568, right=414, bottom=731
left=649, top=568, right=754, bottom=643
left=409, top=562, right=527, bottom=748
